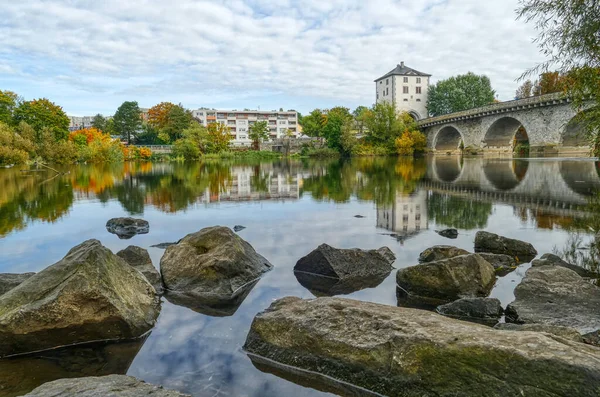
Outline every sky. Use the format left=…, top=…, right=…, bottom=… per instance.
left=0, top=0, right=546, bottom=116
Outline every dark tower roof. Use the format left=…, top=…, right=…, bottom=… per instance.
left=374, top=61, right=431, bottom=81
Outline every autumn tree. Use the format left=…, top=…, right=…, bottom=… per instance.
left=536, top=72, right=567, bottom=95
left=248, top=120, right=269, bottom=150
left=515, top=80, right=534, bottom=99
left=0, top=90, right=20, bottom=125
left=113, top=101, right=141, bottom=144
left=206, top=122, right=233, bottom=153
left=147, top=102, right=193, bottom=143
left=427, top=72, right=496, bottom=116
left=13, top=98, right=70, bottom=141
left=147, top=102, right=175, bottom=129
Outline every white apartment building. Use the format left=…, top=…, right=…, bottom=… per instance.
left=377, top=189, right=428, bottom=238
left=191, top=109, right=299, bottom=146
left=375, top=62, right=430, bottom=120
left=69, top=116, right=95, bottom=131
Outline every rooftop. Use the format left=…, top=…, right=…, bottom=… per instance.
left=374, top=61, right=431, bottom=82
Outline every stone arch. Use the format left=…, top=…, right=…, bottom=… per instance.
left=561, top=111, right=594, bottom=147
left=407, top=110, right=421, bottom=121
left=559, top=161, right=600, bottom=196
left=483, top=116, right=529, bottom=148
left=433, top=156, right=464, bottom=183
left=434, top=126, right=464, bottom=152
left=483, top=159, right=529, bottom=191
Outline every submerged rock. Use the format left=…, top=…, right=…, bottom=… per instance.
left=418, top=245, right=469, bottom=263
left=532, top=253, right=599, bottom=279
left=23, top=375, right=190, bottom=396
left=245, top=297, right=600, bottom=397
left=150, top=242, right=178, bottom=249
left=474, top=231, right=537, bottom=263
left=117, top=246, right=163, bottom=294
left=436, top=228, right=458, bottom=239
left=0, top=272, right=35, bottom=296
left=0, top=239, right=160, bottom=357
left=294, top=244, right=395, bottom=280
left=436, top=297, right=503, bottom=325
left=505, top=265, right=600, bottom=339
left=106, top=217, right=149, bottom=239
left=397, top=254, right=496, bottom=307
left=477, top=253, right=518, bottom=276
left=160, top=226, right=272, bottom=307
left=295, top=270, right=390, bottom=297
left=233, top=225, right=246, bottom=232
left=494, top=323, right=584, bottom=343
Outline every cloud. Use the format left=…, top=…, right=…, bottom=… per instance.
left=0, top=0, right=545, bottom=115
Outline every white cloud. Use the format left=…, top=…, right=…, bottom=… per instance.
left=0, top=0, right=545, bottom=115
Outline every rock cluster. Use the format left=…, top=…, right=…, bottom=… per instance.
left=106, top=217, right=149, bottom=239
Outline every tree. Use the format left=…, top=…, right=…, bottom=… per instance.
left=147, top=102, right=175, bottom=129
left=206, top=122, right=233, bottom=153
left=322, top=107, right=353, bottom=152
left=13, top=98, right=70, bottom=141
left=147, top=102, right=192, bottom=143
left=91, top=114, right=107, bottom=131
left=363, top=101, right=403, bottom=144
left=248, top=120, right=269, bottom=150
left=0, top=90, right=20, bottom=125
left=517, top=0, right=600, bottom=151
left=113, top=101, right=141, bottom=144
left=353, top=106, right=369, bottom=135
left=537, top=72, right=567, bottom=95
left=300, top=109, right=326, bottom=138
left=427, top=72, right=496, bottom=116
left=515, top=80, right=534, bottom=99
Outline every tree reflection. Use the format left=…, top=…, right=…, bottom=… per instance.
left=427, top=193, right=492, bottom=230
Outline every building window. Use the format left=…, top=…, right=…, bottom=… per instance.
left=403, top=77, right=408, bottom=83
left=380, top=81, right=382, bottom=84
left=404, top=99, right=408, bottom=102
left=417, top=77, right=421, bottom=84
left=416, top=87, right=422, bottom=94
left=415, top=214, right=421, bottom=221
left=403, top=214, right=409, bottom=222
left=416, top=99, right=421, bottom=102
left=386, top=78, right=389, bottom=85
left=403, top=86, right=409, bottom=94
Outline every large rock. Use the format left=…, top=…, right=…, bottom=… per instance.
left=0, top=240, right=160, bottom=357
left=505, top=265, right=600, bottom=340
left=23, top=375, right=190, bottom=396
left=294, top=244, right=395, bottom=280
left=295, top=270, right=389, bottom=297
left=160, top=226, right=272, bottom=306
left=244, top=297, right=600, bottom=397
left=436, top=228, right=458, bottom=239
left=418, top=245, right=469, bottom=263
left=0, top=272, right=35, bottom=296
left=532, top=253, right=599, bottom=279
left=477, top=253, right=518, bottom=276
left=436, top=297, right=503, bottom=325
left=474, top=231, right=537, bottom=263
left=494, top=323, right=584, bottom=343
left=397, top=254, right=496, bottom=307
left=106, top=217, right=149, bottom=239
left=117, top=246, right=163, bottom=294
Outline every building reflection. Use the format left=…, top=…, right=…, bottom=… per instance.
left=376, top=189, right=428, bottom=238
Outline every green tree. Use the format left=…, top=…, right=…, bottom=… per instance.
left=300, top=109, right=326, bottom=138
left=113, top=101, right=141, bottom=144
left=13, top=98, right=70, bottom=141
left=353, top=106, right=369, bottom=134
left=518, top=0, right=600, bottom=151
left=0, top=90, right=20, bottom=125
left=206, top=122, right=232, bottom=153
left=248, top=120, right=269, bottom=150
left=322, top=107, right=353, bottom=153
left=363, top=101, right=403, bottom=145
left=91, top=114, right=107, bottom=131
left=160, top=104, right=193, bottom=143
left=427, top=72, right=496, bottom=116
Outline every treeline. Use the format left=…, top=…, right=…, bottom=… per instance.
left=300, top=102, right=426, bottom=157
left=514, top=72, right=569, bottom=99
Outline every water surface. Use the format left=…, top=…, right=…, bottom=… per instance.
left=0, top=157, right=598, bottom=396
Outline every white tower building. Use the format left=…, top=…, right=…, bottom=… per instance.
left=375, top=62, right=431, bottom=120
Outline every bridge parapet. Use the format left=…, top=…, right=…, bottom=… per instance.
left=418, top=93, right=566, bottom=128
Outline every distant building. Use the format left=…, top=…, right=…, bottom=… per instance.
left=375, top=61, right=431, bottom=120
left=191, top=109, right=299, bottom=146
left=377, top=189, right=428, bottom=239
left=69, top=116, right=94, bottom=131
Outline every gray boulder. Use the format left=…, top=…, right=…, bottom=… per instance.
left=0, top=239, right=159, bottom=357
left=532, top=253, right=599, bottom=279
left=23, top=375, right=190, bottom=396
left=397, top=254, right=496, bottom=307
left=245, top=297, right=600, bottom=397
left=106, top=217, right=149, bottom=239
left=494, top=323, right=584, bottom=343
left=160, top=226, right=272, bottom=307
left=436, top=297, right=503, bottom=325
left=117, top=246, right=163, bottom=294
left=295, top=244, right=395, bottom=280
left=0, top=272, right=35, bottom=296
left=474, top=231, right=537, bottom=263
left=477, top=253, right=518, bottom=276
left=436, top=228, right=458, bottom=239
left=418, top=245, right=469, bottom=263
left=295, top=270, right=389, bottom=297
left=505, top=265, right=600, bottom=340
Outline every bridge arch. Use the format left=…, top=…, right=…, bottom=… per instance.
left=483, top=159, right=529, bottom=191
left=483, top=116, right=529, bottom=149
left=433, top=125, right=464, bottom=152
left=433, top=156, right=464, bottom=183
left=559, top=161, right=600, bottom=196
left=561, top=110, right=596, bottom=147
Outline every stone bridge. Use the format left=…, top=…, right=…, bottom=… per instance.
left=423, top=157, right=600, bottom=216
left=418, top=93, right=593, bottom=156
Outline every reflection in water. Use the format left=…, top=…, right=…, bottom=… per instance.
left=2, top=157, right=600, bottom=396
left=294, top=271, right=390, bottom=297
left=0, top=337, right=147, bottom=397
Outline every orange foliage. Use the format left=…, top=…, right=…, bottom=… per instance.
left=147, top=102, right=175, bottom=129
left=69, top=127, right=111, bottom=144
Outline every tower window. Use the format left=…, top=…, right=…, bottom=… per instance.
left=417, top=77, right=421, bottom=83
left=403, top=86, right=409, bottom=94
left=403, top=77, right=408, bottom=83
left=416, top=87, right=422, bottom=94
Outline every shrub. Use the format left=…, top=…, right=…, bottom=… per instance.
left=0, top=146, right=28, bottom=165
left=305, top=147, right=340, bottom=158
left=173, top=138, right=201, bottom=160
